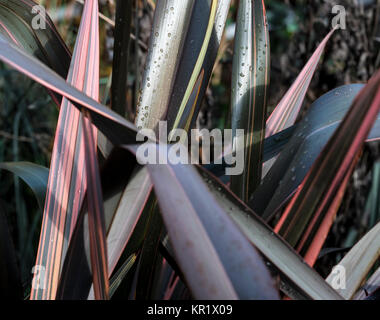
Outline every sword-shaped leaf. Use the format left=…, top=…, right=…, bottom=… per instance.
left=265, top=29, right=335, bottom=138
left=127, top=145, right=279, bottom=300
left=230, top=0, right=270, bottom=201
left=31, top=0, right=100, bottom=300
left=81, top=111, right=109, bottom=300
left=274, top=70, right=380, bottom=258
left=166, top=0, right=231, bottom=132
left=0, top=35, right=138, bottom=144
left=195, top=165, right=343, bottom=300
left=250, top=84, right=380, bottom=220
left=262, top=29, right=335, bottom=176
left=135, top=0, right=195, bottom=131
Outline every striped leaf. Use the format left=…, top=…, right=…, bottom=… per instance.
left=135, top=0, right=195, bottom=131
left=81, top=110, right=109, bottom=300
left=0, top=34, right=138, bottom=144
left=56, top=151, right=150, bottom=299
left=230, top=0, right=270, bottom=201
left=167, top=0, right=231, bottom=132
left=196, top=165, right=342, bottom=300
left=31, top=0, right=100, bottom=300
left=265, top=29, right=335, bottom=137
left=262, top=29, right=335, bottom=177
left=128, top=144, right=279, bottom=300
left=0, top=0, right=71, bottom=104
left=300, top=156, right=358, bottom=266
left=274, top=69, right=380, bottom=259
left=250, top=84, right=380, bottom=220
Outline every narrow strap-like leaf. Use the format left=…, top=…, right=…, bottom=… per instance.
left=127, top=144, right=278, bottom=300
left=195, top=165, right=343, bottom=300
left=275, top=69, right=380, bottom=253
left=135, top=0, right=195, bottom=131
left=81, top=110, right=109, bottom=300
left=31, top=0, right=100, bottom=300
left=326, top=221, right=380, bottom=299
left=299, top=156, right=358, bottom=266
left=265, top=29, right=335, bottom=138
left=0, top=162, right=48, bottom=210
left=166, top=0, right=231, bottom=132
left=170, top=0, right=218, bottom=132
left=249, top=84, right=380, bottom=219
left=0, top=0, right=71, bottom=104
left=230, top=0, right=270, bottom=201
left=0, top=35, right=138, bottom=145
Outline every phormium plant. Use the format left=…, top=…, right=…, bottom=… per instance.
left=0, top=0, right=379, bottom=300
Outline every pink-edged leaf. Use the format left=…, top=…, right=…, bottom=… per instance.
left=0, top=0, right=71, bottom=105
left=300, top=155, right=358, bottom=266
left=250, top=84, right=380, bottom=220
left=81, top=110, right=109, bottom=300
left=126, top=145, right=279, bottom=300
left=0, top=34, right=138, bottom=144
left=31, top=0, right=100, bottom=300
left=265, top=29, right=335, bottom=138
left=56, top=148, right=139, bottom=300
left=274, top=69, right=380, bottom=253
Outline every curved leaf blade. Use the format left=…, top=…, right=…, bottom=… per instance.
left=274, top=70, right=380, bottom=256
left=0, top=0, right=71, bottom=104
left=0, top=162, right=48, bottom=210
left=250, top=84, right=380, bottom=219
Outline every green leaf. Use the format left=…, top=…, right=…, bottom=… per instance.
left=166, top=0, right=231, bottom=132
left=0, top=162, right=48, bottom=210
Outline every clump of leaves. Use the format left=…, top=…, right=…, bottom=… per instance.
left=0, top=0, right=379, bottom=300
